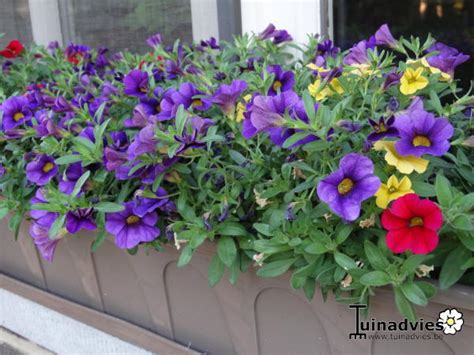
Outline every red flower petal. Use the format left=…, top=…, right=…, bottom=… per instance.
left=408, top=226, right=439, bottom=254
left=386, top=228, right=412, bottom=253
left=381, top=209, right=407, bottom=230
left=389, top=193, right=418, bottom=219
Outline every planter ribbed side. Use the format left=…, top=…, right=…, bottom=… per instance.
left=1, top=220, right=473, bottom=355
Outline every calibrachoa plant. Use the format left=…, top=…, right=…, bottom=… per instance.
left=0, top=24, right=473, bottom=320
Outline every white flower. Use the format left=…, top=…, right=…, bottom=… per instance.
left=415, top=264, right=434, bottom=278
left=253, top=252, right=264, bottom=266
left=438, top=308, right=464, bottom=335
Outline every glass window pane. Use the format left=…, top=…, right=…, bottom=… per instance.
left=334, top=0, right=473, bottom=87
left=58, top=0, right=193, bottom=52
left=0, top=0, right=33, bottom=47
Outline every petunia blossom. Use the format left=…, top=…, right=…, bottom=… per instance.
left=394, top=109, right=454, bottom=157
left=381, top=194, right=442, bottom=254
left=317, top=153, right=381, bottom=221
left=105, top=201, right=160, bottom=249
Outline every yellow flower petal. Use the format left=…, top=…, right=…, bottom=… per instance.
left=374, top=141, right=429, bottom=174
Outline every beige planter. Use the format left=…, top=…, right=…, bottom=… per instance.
left=1, top=220, right=473, bottom=354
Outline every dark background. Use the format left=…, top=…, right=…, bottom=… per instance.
left=334, top=0, right=473, bottom=87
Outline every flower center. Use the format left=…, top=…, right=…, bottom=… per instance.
left=409, top=217, right=424, bottom=227
left=155, top=105, right=161, bottom=113
left=192, top=99, right=203, bottom=107
left=139, top=86, right=148, bottom=93
left=376, top=123, right=387, bottom=133
left=412, top=135, right=431, bottom=147
left=338, top=178, right=354, bottom=195
left=13, top=112, right=24, bottom=121
left=447, top=318, right=455, bottom=326
left=273, top=80, right=282, bottom=91
left=126, top=215, right=141, bottom=225
left=42, top=162, right=55, bottom=173
left=388, top=186, right=397, bottom=193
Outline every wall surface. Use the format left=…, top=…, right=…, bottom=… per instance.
left=1, top=221, right=473, bottom=355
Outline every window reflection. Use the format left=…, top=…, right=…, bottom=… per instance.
left=334, top=0, right=473, bottom=87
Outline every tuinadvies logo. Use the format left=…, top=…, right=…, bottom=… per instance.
left=349, top=304, right=464, bottom=339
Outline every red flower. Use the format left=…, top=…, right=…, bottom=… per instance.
left=381, top=194, right=442, bottom=254
left=0, top=40, right=24, bottom=58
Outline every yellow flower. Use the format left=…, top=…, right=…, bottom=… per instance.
left=346, top=63, right=377, bottom=77
left=235, top=94, right=252, bottom=122
left=373, top=141, right=429, bottom=174
left=306, top=63, right=329, bottom=73
left=407, top=58, right=451, bottom=81
left=308, top=77, right=344, bottom=100
left=375, top=175, right=414, bottom=209
left=400, top=67, right=429, bottom=95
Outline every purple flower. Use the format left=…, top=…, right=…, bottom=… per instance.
left=123, top=69, right=149, bottom=98
left=243, top=92, right=318, bottom=148
left=374, top=24, right=397, bottom=48
left=259, top=24, right=276, bottom=40
left=65, top=208, right=97, bottom=234
left=26, top=155, right=58, bottom=186
left=343, top=39, right=375, bottom=65
left=317, top=40, right=340, bottom=58
left=158, top=83, right=210, bottom=121
left=388, top=97, right=400, bottom=112
left=426, top=42, right=470, bottom=78
left=258, top=23, right=292, bottom=44
left=199, top=37, right=220, bottom=49
left=1, top=96, right=32, bottom=130
left=59, top=162, right=84, bottom=194
left=367, top=116, right=398, bottom=142
left=146, top=33, right=162, bottom=48
left=30, top=189, right=60, bottom=261
left=394, top=110, right=454, bottom=157
left=382, top=72, right=401, bottom=90
left=338, top=120, right=363, bottom=133
left=34, top=110, right=61, bottom=138
left=65, top=43, right=90, bottom=65
left=132, top=187, right=174, bottom=217
left=211, top=80, right=247, bottom=115
left=105, top=201, right=160, bottom=249
left=317, top=153, right=381, bottom=221
left=29, top=221, right=61, bottom=262
left=0, top=164, right=5, bottom=177
left=266, top=65, right=295, bottom=96
left=127, top=125, right=157, bottom=159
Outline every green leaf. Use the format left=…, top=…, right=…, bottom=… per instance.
left=303, top=278, right=316, bottom=300
left=177, top=245, right=193, bottom=267
left=217, top=222, right=247, bottom=236
left=217, top=236, right=237, bottom=267
left=71, top=170, right=90, bottom=197
left=451, top=215, right=473, bottom=231
left=400, top=254, right=429, bottom=276
left=282, top=132, right=310, bottom=149
left=461, top=257, right=474, bottom=270
left=91, top=229, right=107, bottom=252
left=49, top=214, right=65, bottom=239
left=303, top=90, right=316, bottom=122
left=364, top=240, right=390, bottom=270
left=208, top=254, right=225, bottom=287
left=400, top=282, right=428, bottom=306
left=334, top=252, right=357, bottom=270
left=439, top=246, right=471, bottom=289
left=256, top=258, right=296, bottom=278
left=435, top=174, right=452, bottom=207
left=360, top=271, right=392, bottom=286
left=394, top=287, right=416, bottom=321
left=305, top=241, right=328, bottom=255
left=416, top=281, right=436, bottom=299
left=0, top=207, right=10, bottom=220
left=94, top=202, right=125, bottom=213
left=336, top=224, right=353, bottom=245
left=55, top=155, right=82, bottom=165
left=253, top=223, right=272, bottom=236
left=175, top=104, right=187, bottom=135
left=411, top=181, right=436, bottom=197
